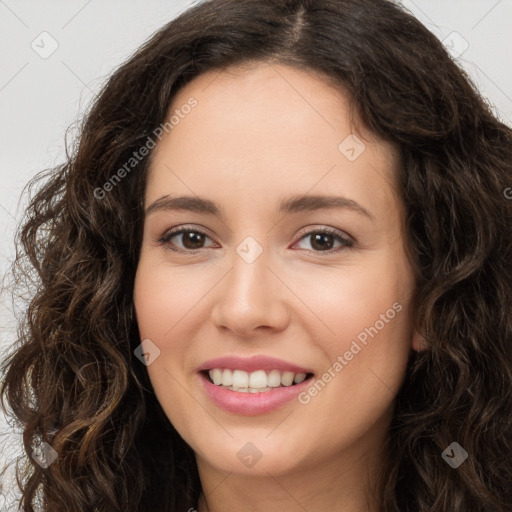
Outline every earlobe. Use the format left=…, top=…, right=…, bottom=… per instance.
left=412, top=331, right=428, bottom=352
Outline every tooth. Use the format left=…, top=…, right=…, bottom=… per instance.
left=267, top=370, right=282, bottom=387
left=293, top=373, right=306, bottom=384
left=229, top=386, right=248, bottom=392
left=281, top=371, right=294, bottom=386
left=221, top=369, right=233, bottom=386
left=239, top=386, right=273, bottom=393
left=249, top=370, right=267, bottom=388
left=232, top=370, right=249, bottom=388
left=212, top=368, right=223, bottom=385
left=209, top=368, right=308, bottom=389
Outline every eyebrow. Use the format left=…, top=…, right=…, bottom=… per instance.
left=145, top=194, right=375, bottom=221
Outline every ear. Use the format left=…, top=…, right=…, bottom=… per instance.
left=412, top=331, right=428, bottom=352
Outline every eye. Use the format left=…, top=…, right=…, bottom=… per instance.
left=157, top=226, right=217, bottom=253
left=157, top=226, right=354, bottom=255
left=292, top=227, right=354, bottom=255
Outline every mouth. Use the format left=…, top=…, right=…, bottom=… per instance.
left=200, top=368, right=315, bottom=393
left=197, top=355, right=316, bottom=415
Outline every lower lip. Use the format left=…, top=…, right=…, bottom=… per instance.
left=199, top=372, right=313, bottom=416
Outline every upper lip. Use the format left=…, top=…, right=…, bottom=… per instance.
left=198, top=355, right=313, bottom=374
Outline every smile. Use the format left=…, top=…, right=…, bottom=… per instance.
left=206, top=368, right=310, bottom=392
left=197, top=357, right=315, bottom=415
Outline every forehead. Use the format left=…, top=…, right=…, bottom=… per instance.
left=158, top=61, right=371, bottom=155
left=146, top=62, right=400, bottom=220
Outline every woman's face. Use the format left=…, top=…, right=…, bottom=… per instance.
left=134, top=62, right=418, bottom=479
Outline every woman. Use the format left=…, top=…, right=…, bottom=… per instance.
left=1, top=0, right=511, bottom=510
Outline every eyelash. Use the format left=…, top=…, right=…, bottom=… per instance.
left=156, top=225, right=354, bottom=256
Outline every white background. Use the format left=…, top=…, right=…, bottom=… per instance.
left=1, top=0, right=511, bottom=507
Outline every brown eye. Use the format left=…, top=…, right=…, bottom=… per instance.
left=158, top=227, right=216, bottom=253
left=293, top=228, right=354, bottom=254
left=309, top=232, right=336, bottom=251
left=178, top=231, right=207, bottom=250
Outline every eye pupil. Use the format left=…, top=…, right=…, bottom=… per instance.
left=183, top=231, right=205, bottom=249
left=311, top=233, right=334, bottom=251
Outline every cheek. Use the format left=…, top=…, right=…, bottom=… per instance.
left=301, top=253, right=414, bottom=400
left=133, top=259, right=210, bottom=428
left=294, top=289, right=411, bottom=455
left=133, top=258, right=212, bottom=338
left=300, top=255, right=411, bottom=346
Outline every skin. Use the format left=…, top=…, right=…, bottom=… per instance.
left=133, top=61, right=423, bottom=512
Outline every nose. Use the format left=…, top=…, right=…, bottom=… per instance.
left=210, top=246, right=290, bottom=337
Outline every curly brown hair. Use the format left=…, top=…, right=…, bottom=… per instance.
left=1, top=0, right=512, bottom=510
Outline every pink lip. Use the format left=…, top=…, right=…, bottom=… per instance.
left=198, top=372, right=313, bottom=416
left=197, top=355, right=314, bottom=416
left=197, top=355, right=313, bottom=374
